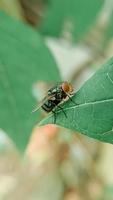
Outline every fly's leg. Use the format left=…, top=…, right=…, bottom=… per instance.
left=57, top=105, right=67, bottom=118
left=66, top=93, right=78, bottom=105
left=53, top=99, right=67, bottom=118
left=52, top=110, right=56, bottom=124
left=52, top=105, right=67, bottom=123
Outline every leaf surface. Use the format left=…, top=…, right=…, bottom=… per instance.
left=0, top=12, right=61, bottom=151
left=40, top=58, right=113, bottom=144
left=39, top=0, right=104, bottom=42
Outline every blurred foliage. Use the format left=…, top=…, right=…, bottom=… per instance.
left=0, top=12, right=60, bottom=151
left=39, top=0, right=104, bottom=42
left=105, top=11, right=113, bottom=43
left=99, top=186, right=113, bottom=200
left=19, top=0, right=46, bottom=25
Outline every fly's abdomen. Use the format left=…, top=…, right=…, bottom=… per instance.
left=41, top=99, right=60, bottom=113
left=41, top=100, right=55, bottom=112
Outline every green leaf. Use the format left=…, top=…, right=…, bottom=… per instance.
left=105, top=11, right=113, bottom=42
left=39, top=0, right=104, bottom=42
left=40, top=57, right=113, bottom=144
left=99, top=186, right=113, bottom=200
left=0, top=12, right=61, bottom=151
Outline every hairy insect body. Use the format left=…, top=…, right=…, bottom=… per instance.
left=32, top=81, right=74, bottom=123
left=41, top=99, right=60, bottom=112
left=42, top=85, right=67, bottom=112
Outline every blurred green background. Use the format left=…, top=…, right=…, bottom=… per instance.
left=0, top=0, right=113, bottom=199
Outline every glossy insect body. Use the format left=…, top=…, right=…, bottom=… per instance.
left=41, top=99, right=61, bottom=112
left=32, top=82, right=74, bottom=122
left=41, top=83, right=67, bottom=112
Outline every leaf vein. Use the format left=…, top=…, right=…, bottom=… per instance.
left=107, top=72, right=113, bottom=85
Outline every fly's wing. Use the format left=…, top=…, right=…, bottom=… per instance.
left=31, top=97, right=46, bottom=113
left=31, top=93, right=56, bottom=113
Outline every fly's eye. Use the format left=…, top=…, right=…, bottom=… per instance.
left=62, top=82, right=73, bottom=93
left=69, top=84, right=73, bottom=93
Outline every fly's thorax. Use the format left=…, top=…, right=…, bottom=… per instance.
left=56, top=90, right=66, bottom=100
left=48, top=85, right=61, bottom=95
left=48, top=85, right=65, bottom=100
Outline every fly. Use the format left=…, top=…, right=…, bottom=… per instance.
left=32, top=81, right=75, bottom=123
